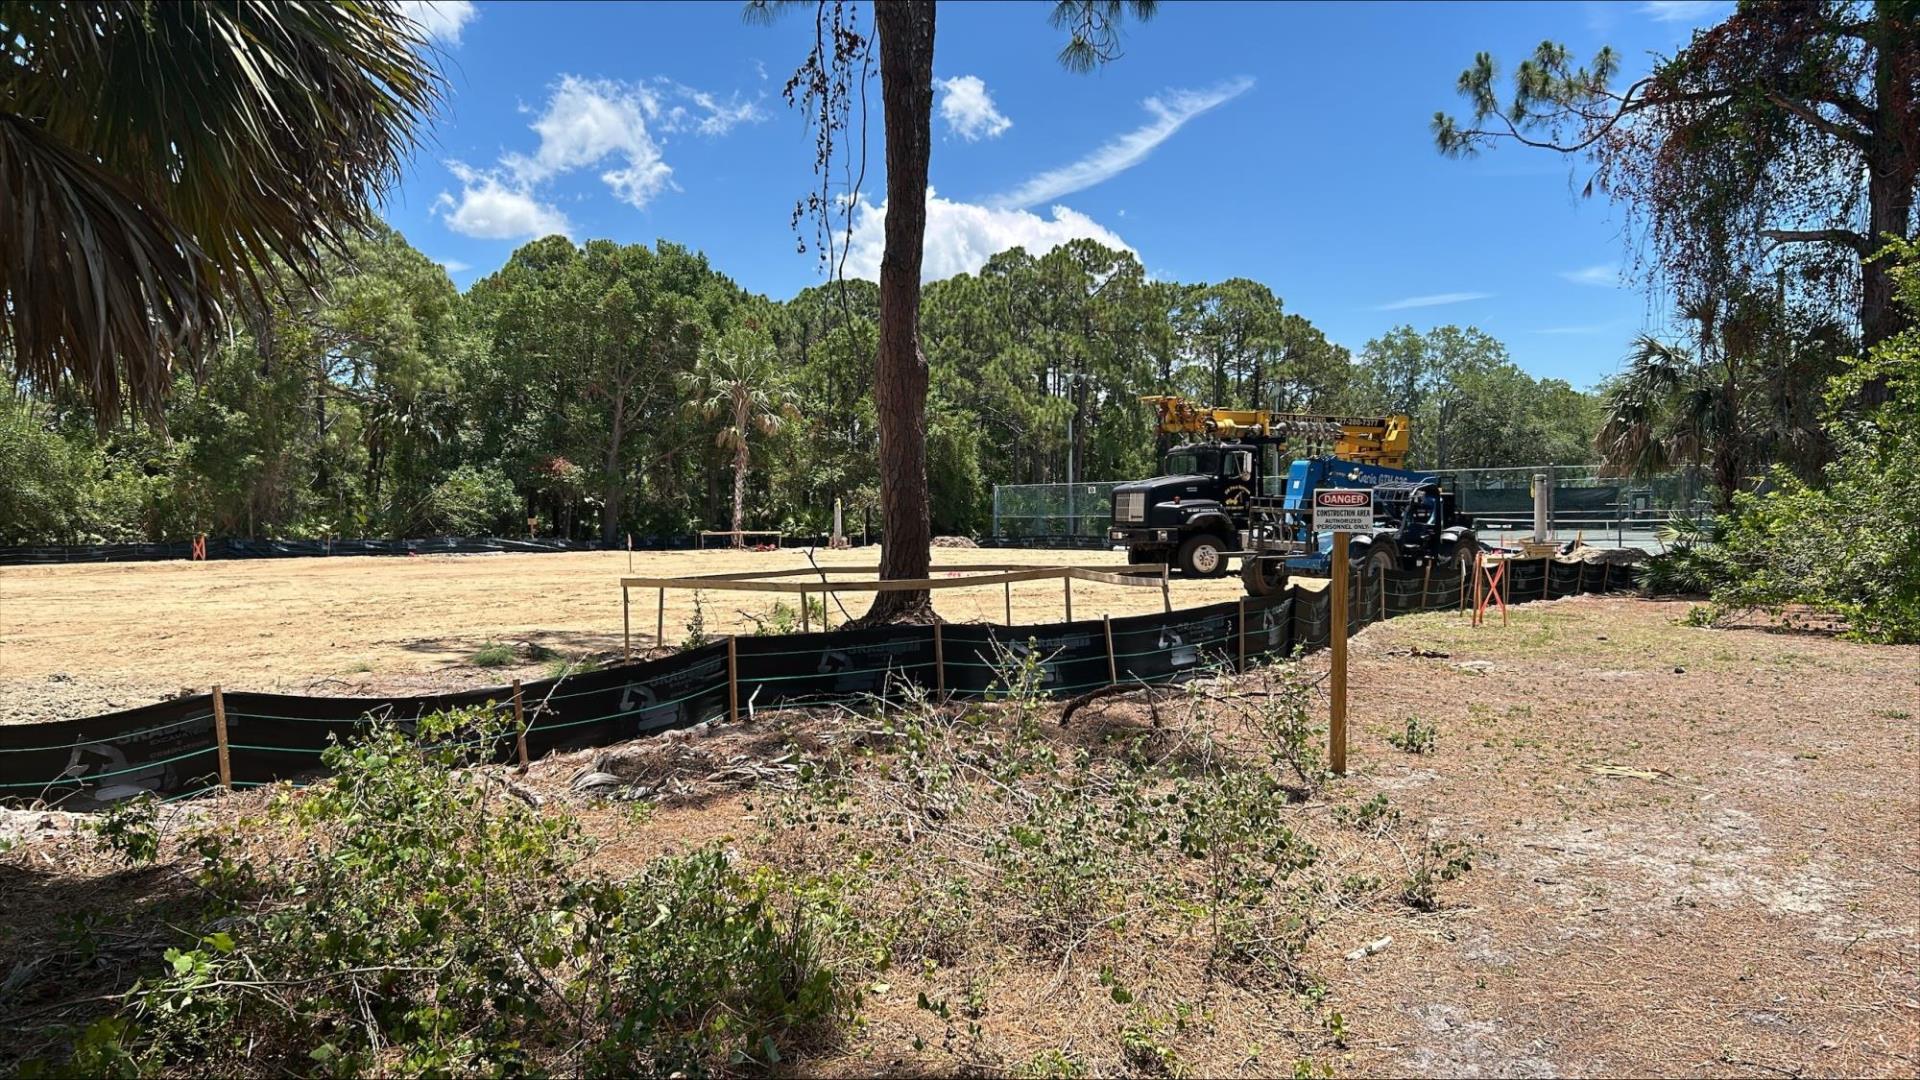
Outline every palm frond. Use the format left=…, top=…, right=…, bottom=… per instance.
left=1, top=0, right=442, bottom=418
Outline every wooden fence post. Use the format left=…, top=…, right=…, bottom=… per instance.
left=512, top=679, right=529, bottom=768
left=1420, top=561, right=1432, bottom=610
left=933, top=621, right=946, bottom=696
left=1104, top=614, right=1118, bottom=685
left=1237, top=597, right=1248, bottom=673
left=1063, top=575, right=1073, bottom=622
left=1329, top=536, right=1349, bottom=776
left=726, top=635, right=740, bottom=725
left=212, top=685, right=231, bottom=791
left=1542, top=556, right=1551, bottom=601
left=623, top=586, right=631, bottom=660
left=801, top=589, right=811, bottom=632
left=1161, top=564, right=1172, bottom=613
left=1600, top=561, right=1611, bottom=593
left=1004, top=581, right=1012, bottom=624
left=656, top=587, right=665, bottom=653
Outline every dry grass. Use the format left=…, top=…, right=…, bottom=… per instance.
left=3, top=596, right=1914, bottom=1076
left=0, top=547, right=1245, bottom=723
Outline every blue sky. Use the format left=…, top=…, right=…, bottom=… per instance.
left=386, top=0, right=1736, bottom=390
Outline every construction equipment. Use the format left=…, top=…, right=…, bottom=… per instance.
left=1138, top=395, right=1411, bottom=468
left=1236, top=457, right=1478, bottom=596
left=1107, top=396, right=1415, bottom=577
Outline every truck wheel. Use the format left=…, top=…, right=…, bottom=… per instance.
left=1434, top=530, right=1478, bottom=569
left=1241, top=556, right=1285, bottom=596
left=1177, top=534, right=1229, bottom=578
left=1363, top=545, right=1395, bottom=578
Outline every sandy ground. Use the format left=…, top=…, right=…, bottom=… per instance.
left=1322, top=597, right=1920, bottom=1077
left=0, top=547, right=1251, bottom=722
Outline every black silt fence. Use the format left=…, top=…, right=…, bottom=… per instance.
left=0, top=557, right=1637, bottom=807
left=0, top=533, right=877, bottom=567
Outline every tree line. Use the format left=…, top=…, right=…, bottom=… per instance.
left=0, top=227, right=1603, bottom=547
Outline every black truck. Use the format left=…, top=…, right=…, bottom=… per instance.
left=1106, top=441, right=1266, bottom=577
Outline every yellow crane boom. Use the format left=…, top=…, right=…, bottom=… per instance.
left=1139, top=394, right=1411, bottom=468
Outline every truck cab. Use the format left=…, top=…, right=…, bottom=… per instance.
left=1108, top=441, right=1266, bottom=577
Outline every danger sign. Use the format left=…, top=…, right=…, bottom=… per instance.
left=1313, top=488, right=1373, bottom=532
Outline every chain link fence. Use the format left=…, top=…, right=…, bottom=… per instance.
left=991, top=481, right=1124, bottom=542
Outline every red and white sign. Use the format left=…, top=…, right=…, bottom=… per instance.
left=1313, top=488, right=1373, bottom=532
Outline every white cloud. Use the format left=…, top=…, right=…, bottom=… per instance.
left=437, top=258, right=471, bottom=273
left=396, top=0, right=476, bottom=44
left=995, top=77, right=1253, bottom=209
left=939, top=75, right=1013, bottom=141
left=438, top=75, right=762, bottom=239
left=435, top=164, right=571, bottom=239
left=842, top=190, right=1131, bottom=281
left=502, top=76, right=673, bottom=208
left=1560, top=263, right=1618, bottom=287
left=1638, top=1, right=1732, bottom=23
left=1373, top=291, right=1493, bottom=311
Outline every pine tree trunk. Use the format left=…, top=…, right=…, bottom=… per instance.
left=862, top=0, right=937, bottom=624
left=1861, top=14, right=1917, bottom=356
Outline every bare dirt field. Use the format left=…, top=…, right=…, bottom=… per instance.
left=0, top=547, right=1250, bottom=723
left=3, top=596, right=1914, bottom=1075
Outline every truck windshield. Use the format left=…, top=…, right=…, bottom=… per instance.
left=1163, top=448, right=1219, bottom=476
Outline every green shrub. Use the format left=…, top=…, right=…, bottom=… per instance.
left=469, top=640, right=514, bottom=667
left=1660, top=241, right=1920, bottom=642
left=425, top=464, right=519, bottom=536
left=1385, top=717, right=1438, bottom=754
left=90, top=794, right=161, bottom=867
left=64, top=708, right=859, bottom=1076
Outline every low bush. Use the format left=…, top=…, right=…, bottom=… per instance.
left=62, top=708, right=858, bottom=1076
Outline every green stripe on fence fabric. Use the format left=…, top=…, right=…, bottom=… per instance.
left=0, top=745, right=219, bottom=789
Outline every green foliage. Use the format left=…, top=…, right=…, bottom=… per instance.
left=1641, top=516, right=1733, bottom=596
left=682, top=592, right=711, bottom=650
left=90, top=795, right=160, bottom=868
left=748, top=598, right=826, bottom=636
left=1644, top=244, right=1920, bottom=642
left=1710, top=317, right=1920, bottom=640
left=468, top=640, right=515, bottom=668
left=1348, top=325, right=1599, bottom=469
left=5, top=221, right=1610, bottom=546
left=1384, top=717, right=1438, bottom=755
left=426, top=465, right=520, bottom=536
left=545, top=655, right=602, bottom=679
left=66, top=709, right=857, bottom=1076
left=1402, top=838, right=1474, bottom=911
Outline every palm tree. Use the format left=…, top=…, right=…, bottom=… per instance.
left=678, top=329, right=801, bottom=548
left=1596, top=293, right=1846, bottom=512
left=1, top=2, right=440, bottom=419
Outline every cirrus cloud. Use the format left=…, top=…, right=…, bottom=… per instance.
left=1373, top=291, right=1493, bottom=311
left=994, top=77, right=1253, bottom=209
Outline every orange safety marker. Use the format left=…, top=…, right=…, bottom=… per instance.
left=1471, top=551, right=1508, bottom=627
